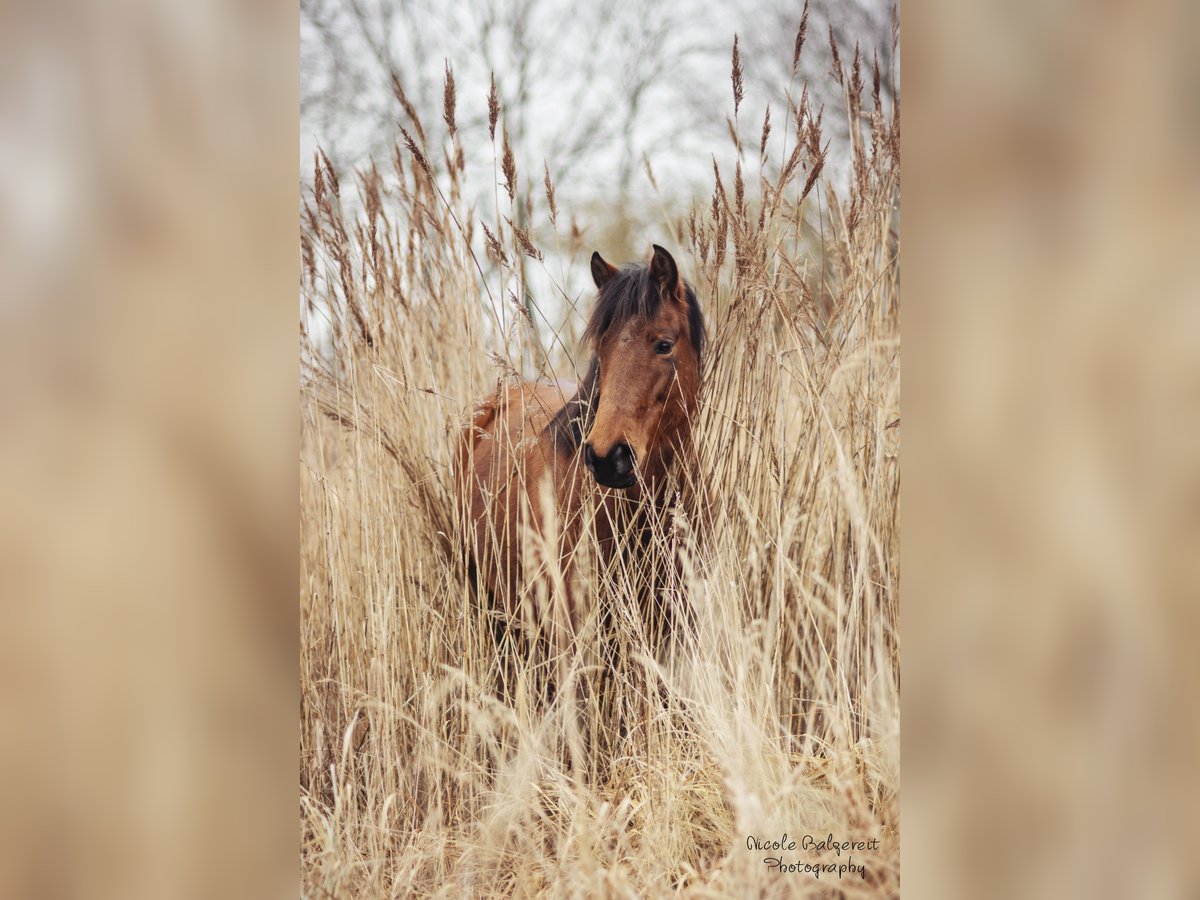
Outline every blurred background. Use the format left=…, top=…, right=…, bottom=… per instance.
left=0, top=0, right=1196, bottom=898
left=904, top=1, right=1200, bottom=897
left=0, top=2, right=298, bottom=898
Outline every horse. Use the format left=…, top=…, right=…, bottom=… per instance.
left=457, top=244, right=705, bottom=697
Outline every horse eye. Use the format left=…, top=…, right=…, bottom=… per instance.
left=654, top=340, right=674, bottom=356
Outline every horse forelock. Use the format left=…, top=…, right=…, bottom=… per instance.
left=583, top=265, right=705, bottom=361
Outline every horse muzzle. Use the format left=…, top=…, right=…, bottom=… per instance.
left=583, top=441, right=637, bottom=489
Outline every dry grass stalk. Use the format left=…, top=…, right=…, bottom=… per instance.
left=442, top=62, right=457, bottom=139
left=543, top=160, right=558, bottom=226
left=390, top=68, right=426, bottom=146
left=828, top=25, right=844, bottom=87
left=731, top=35, right=745, bottom=118
left=792, top=1, right=810, bottom=76
left=487, top=71, right=499, bottom=142
left=501, top=123, right=516, bottom=202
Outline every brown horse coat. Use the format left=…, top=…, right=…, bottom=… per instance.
left=458, top=378, right=596, bottom=665
left=457, top=245, right=704, bottom=675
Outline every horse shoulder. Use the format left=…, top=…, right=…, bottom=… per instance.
left=458, top=380, right=581, bottom=547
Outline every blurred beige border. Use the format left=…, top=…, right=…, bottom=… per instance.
left=2, top=0, right=1199, bottom=897
left=904, top=0, right=1200, bottom=897
left=0, top=1, right=298, bottom=897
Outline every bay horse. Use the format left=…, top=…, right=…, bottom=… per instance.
left=457, top=244, right=704, bottom=695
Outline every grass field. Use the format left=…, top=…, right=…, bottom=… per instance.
left=301, top=29, right=899, bottom=897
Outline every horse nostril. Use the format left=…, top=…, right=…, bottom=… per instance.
left=611, top=443, right=633, bottom=476
left=583, top=442, right=596, bottom=471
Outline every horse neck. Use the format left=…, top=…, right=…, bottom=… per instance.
left=641, top=435, right=692, bottom=504
left=545, top=360, right=599, bottom=461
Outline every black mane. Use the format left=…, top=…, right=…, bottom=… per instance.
left=547, top=264, right=704, bottom=454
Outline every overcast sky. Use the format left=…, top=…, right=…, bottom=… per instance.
left=302, top=0, right=895, bottom=212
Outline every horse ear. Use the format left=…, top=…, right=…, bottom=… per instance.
left=649, top=244, right=679, bottom=295
left=591, top=251, right=618, bottom=288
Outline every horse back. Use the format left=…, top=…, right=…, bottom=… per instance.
left=456, top=380, right=578, bottom=598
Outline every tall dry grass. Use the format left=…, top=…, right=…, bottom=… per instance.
left=301, top=20, right=899, bottom=898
